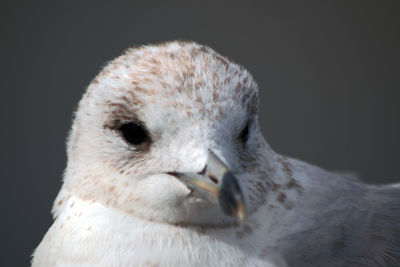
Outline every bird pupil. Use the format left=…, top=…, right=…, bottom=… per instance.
left=239, top=123, right=249, bottom=144
left=120, top=123, right=148, bottom=145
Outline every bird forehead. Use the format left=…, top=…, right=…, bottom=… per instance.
left=87, top=41, right=258, bottom=127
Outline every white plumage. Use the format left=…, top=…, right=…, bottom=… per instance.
left=33, top=41, right=400, bottom=266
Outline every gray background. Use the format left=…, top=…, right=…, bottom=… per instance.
left=1, top=1, right=399, bottom=266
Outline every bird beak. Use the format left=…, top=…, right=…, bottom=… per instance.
left=169, top=151, right=247, bottom=222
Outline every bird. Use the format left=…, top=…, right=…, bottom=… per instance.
left=32, top=41, right=400, bottom=267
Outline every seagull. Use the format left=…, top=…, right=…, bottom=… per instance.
left=32, top=41, right=400, bottom=266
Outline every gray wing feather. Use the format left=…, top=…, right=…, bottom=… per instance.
left=280, top=184, right=400, bottom=267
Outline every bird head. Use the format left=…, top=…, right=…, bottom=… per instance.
left=61, top=41, right=274, bottom=226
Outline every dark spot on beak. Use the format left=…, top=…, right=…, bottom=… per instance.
left=198, top=165, right=207, bottom=176
left=219, top=171, right=243, bottom=217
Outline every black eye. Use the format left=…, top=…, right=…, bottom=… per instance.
left=238, top=122, right=250, bottom=144
left=119, top=122, right=148, bottom=145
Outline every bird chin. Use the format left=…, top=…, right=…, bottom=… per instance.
left=186, top=195, right=209, bottom=205
left=136, top=173, right=233, bottom=226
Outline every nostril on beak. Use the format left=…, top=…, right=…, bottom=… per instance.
left=197, top=165, right=218, bottom=184
left=208, top=175, right=218, bottom=184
